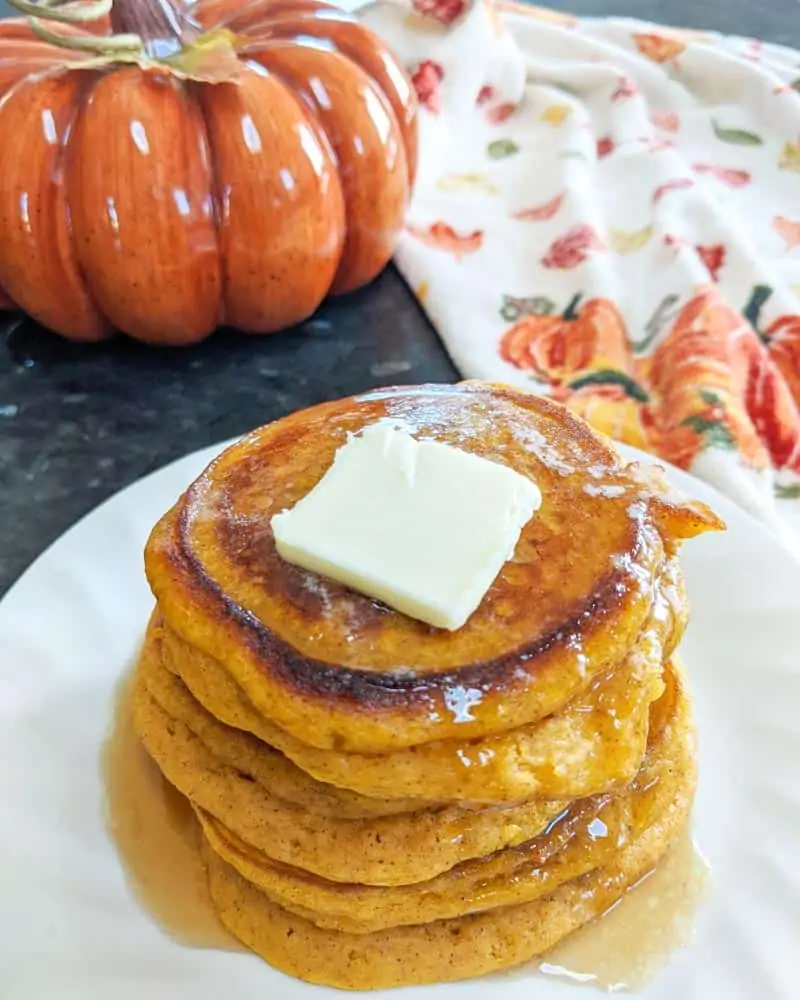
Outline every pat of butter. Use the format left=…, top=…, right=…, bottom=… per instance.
left=271, top=422, right=542, bottom=631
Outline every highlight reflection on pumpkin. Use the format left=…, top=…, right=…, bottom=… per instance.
left=0, top=0, right=418, bottom=344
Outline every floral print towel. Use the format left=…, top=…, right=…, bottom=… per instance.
left=357, top=0, right=800, bottom=555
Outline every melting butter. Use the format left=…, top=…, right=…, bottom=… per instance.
left=271, top=422, right=542, bottom=631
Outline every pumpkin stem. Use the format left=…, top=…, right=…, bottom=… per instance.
left=110, top=0, right=199, bottom=58
left=743, top=283, right=772, bottom=343
left=6, top=0, right=143, bottom=53
left=7, top=0, right=111, bottom=23
left=562, top=292, right=583, bottom=320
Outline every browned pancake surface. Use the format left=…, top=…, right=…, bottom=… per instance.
left=146, top=382, right=722, bottom=752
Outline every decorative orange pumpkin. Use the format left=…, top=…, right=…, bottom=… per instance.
left=0, top=0, right=417, bottom=344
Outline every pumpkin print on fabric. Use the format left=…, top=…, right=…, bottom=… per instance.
left=499, top=293, right=633, bottom=385
left=500, top=284, right=800, bottom=480
left=638, top=287, right=770, bottom=470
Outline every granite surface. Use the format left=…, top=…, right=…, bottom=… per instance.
left=0, top=0, right=798, bottom=596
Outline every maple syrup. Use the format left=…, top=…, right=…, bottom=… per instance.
left=101, top=668, right=242, bottom=951
left=538, top=833, right=710, bottom=991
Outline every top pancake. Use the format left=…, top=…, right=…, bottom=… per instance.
left=145, top=381, right=722, bottom=753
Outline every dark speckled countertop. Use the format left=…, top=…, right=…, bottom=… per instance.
left=0, top=0, right=797, bottom=596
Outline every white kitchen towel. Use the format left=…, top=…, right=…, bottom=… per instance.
left=358, top=0, right=800, bottom=554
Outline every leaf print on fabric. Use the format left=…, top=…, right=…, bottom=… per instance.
left=611, top=75, right=638, bottom=101
left=779, top=139, right=800, bottom=173
left=643, top=136, right=675, bottom=153
left=776, top=483, right=800, bottom=499
left=608, top=225, right=656, bottom=254
left=650, top=111, right=680, bottom=132
left=653, top=178, right=694, bottom=203
left=632, top=33, right=686, bottom=63
left=499, top=293, right=633, bottom=386
left=436, top=173, right=499, bottom=195
left=692, top=163, right=751, bottom=188
left=772, top=216, right=800, bottom=251
left=711, top=120, right=764, bottom=146
left=406, top=222, right=484, bottom=261
left=541, top=225, right=605, bottom=269
left=486, top=102, right=517, bottom=125
left=499, top=295, right=557, bottom=323
left=487, top=138, right=520, bottom=159
left=596, top=136, right=615, bottom=159
left=540, top=104, right=573, bottom=126
left=569, top=369, right=649, bottom=402
left=696, top=243, right=727, bottom=281
left=411, top=60, right=444, bottom=114
left=631, top=293, right=683, bottom=353
left=412, top=0, right=467, bottom=25
left=512, top=192, right=564, bottom=221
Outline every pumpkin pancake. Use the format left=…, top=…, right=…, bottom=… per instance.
left=197, top=792, right=628, bottom=934
left=202, top=662, right=695, bottom=990
left=134, top=653, right=570, bottom=886
left=155, top=553, right=684, bottom=803
left=141, top=613, right=436, bottom=821
left=144, top=382, right=722, bottom=755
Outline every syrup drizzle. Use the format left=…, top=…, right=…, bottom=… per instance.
left=538, top=833, right=710, bottom=992
left=102, top=668, right=708, bottom=990
left=101, top=668, right=242, bottom=951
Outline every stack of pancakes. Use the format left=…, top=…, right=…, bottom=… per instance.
left=132, top=382, right=723, bottom=990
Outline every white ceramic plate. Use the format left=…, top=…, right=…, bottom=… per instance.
left=1, top=441, right=798, bottom=1000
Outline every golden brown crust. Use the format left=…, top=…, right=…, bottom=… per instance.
left=145, top=382, right=721, bottom=753
left=155, top=550, right=687, bottom=803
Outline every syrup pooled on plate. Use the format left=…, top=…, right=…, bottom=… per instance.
left=101, top=667, right=242, bottom=951
left=538, top=833, right=711, bottom=992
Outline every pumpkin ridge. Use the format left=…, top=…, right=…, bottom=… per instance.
left=0, top=67, right=109, bottom=339
left=250, top=39, right=408, bottom=295
left=60, top=67, right=113, bottom=337
left=186, top=76, right=226, bottom=329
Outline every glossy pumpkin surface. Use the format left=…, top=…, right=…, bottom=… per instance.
left=0, top=1, right=417, bottom=344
